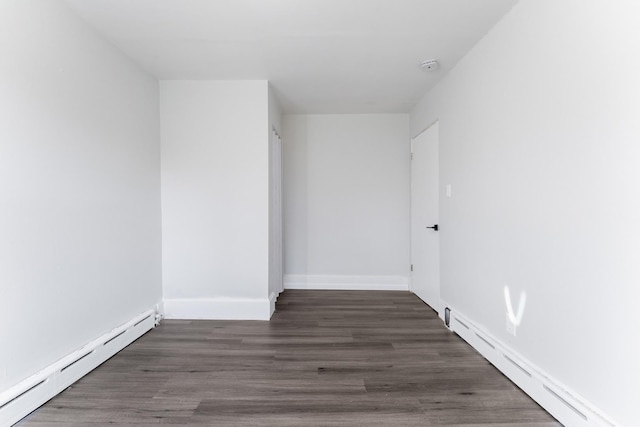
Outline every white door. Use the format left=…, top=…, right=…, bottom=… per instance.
left=410, top=122, right=440, bottom=313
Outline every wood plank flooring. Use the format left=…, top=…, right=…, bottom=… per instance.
left=18, top=290, right=560, bottom=426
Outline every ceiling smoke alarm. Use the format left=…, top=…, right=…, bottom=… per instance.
left=420, top=60, right=439, bottom=72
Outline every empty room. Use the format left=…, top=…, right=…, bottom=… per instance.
left=0, top=0, right=637, bottom=426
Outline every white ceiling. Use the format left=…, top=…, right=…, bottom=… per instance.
left=65, top=0, right=518, bottom=113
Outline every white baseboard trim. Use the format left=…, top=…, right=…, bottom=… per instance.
left=284, top=275, right=409, bottom=291
left=449, top=309, right=617, bottom=427
left=164, top=297, right=272, bottom=321
left=0, top=308, right=157, bottom=427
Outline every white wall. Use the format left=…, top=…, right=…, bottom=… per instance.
left=0, top=0, right=162, bottom=392
left=268, top=85, right=283, bottom=137
left=283, top=114, right=410, bottom=289
left=268, top=86, right=283, bottom=302
left=160, top=80, right=272, bottom=320
left=410, top=1, right=639, bottom=425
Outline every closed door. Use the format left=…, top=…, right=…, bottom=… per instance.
left=410, top=122, right=440, bottom=313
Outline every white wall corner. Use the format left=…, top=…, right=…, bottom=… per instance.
left=154, top=300, right=165, bottom=326
left=284, top=275, right=409, bottom=291
left=163, top=297, right=272, bottom=321
left=449, top=309, right=618, bottom=427
left=269, top=292, right=279, bottom=318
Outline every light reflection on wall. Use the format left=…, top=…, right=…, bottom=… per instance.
left=504, top=285, right=527, bottom=327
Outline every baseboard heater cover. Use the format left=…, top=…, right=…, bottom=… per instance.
left=0, top=308, right=157, bottom=426
left=449, top=310, right=617, bottom=427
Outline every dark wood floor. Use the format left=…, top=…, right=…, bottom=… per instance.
left=19, top=290, right=560, bottom=426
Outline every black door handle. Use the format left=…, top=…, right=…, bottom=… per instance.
left=426, top=224, right=438, bottom=231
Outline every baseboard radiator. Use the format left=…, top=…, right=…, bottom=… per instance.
left=0, top=308, right=158, bottom=426
left=449, top=310, right=617, bottom=427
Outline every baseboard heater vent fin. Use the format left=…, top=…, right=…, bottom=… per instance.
left=543, top=384, right=588, bottom=421
left=503, top=354, right=532, bottom=377
left=60, top=351, right=95, bottom=372
left=475, top=332, right=495, bottom=350
left=134, top=314, right=152, bottom=327
left=103, top=330, right=126, bottom=346
left=454, top=318, right=469, bottom=329
left=0, top=380, right=47, bottom=411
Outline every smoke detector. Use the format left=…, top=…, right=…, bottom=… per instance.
left=420, top=59, right=439, bottom=72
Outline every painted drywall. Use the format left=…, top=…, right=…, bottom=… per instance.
left=268, top=85, right=283, bottom=137
left=410, top=1, right=639, bottom=425
left=0, top=0, right=162, bottom=392
left=283, top=114, right=410, bottom=286
left=268, top=86, right=284, bottom=302
left=160, top=80, right=272, bottom=319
